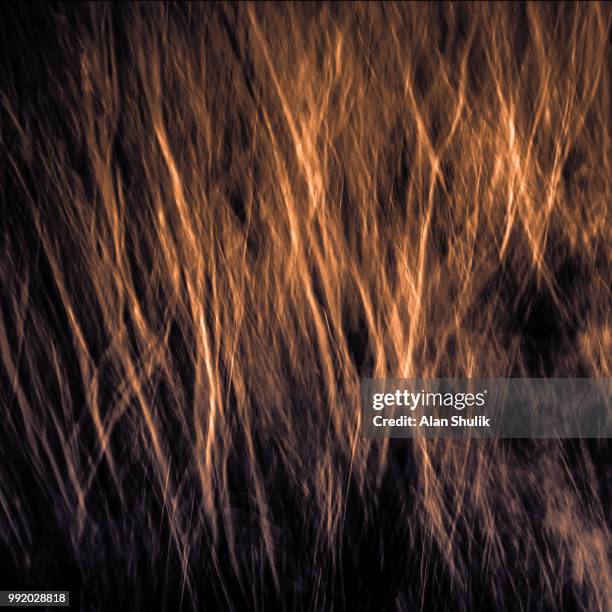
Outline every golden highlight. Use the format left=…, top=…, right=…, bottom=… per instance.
left=0, top=2, right=610, bottom=610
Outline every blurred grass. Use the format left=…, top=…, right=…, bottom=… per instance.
left=0, top=2, right=610, bottom=610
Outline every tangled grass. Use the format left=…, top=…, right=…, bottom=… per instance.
left=0, top=2, right=610, bottom=610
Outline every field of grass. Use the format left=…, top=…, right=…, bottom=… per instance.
left=0, top=2, right=610, bottom=610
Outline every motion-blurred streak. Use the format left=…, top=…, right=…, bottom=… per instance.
left=0, top=2, right=610, bottom=610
